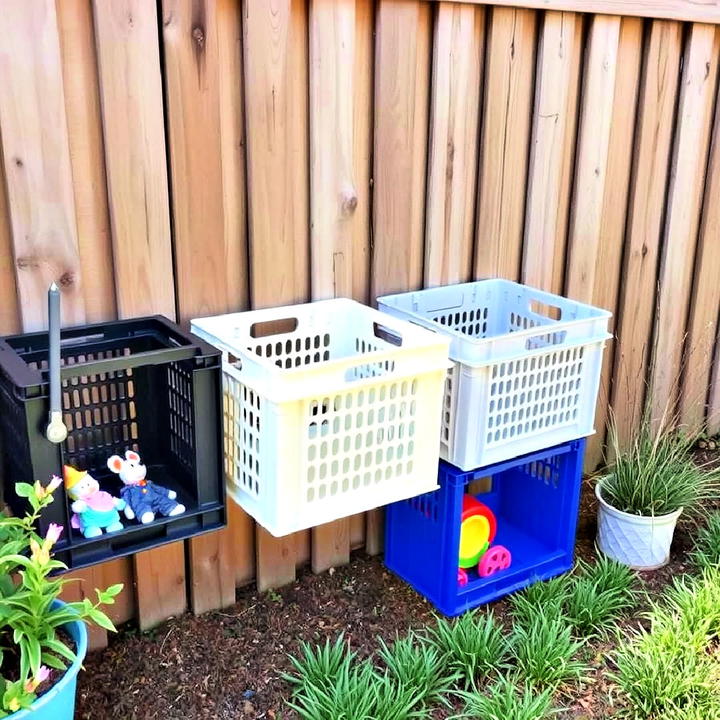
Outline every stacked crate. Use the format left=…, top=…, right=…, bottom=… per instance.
left=379, top=280, right=611, bottom=614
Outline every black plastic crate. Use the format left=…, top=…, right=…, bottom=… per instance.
left=0, top=316, right=225, bottom=569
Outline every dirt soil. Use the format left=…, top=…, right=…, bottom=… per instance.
left=75, top=474, right=710, bottom=720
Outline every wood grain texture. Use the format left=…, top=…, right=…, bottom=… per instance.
left=0, top=151, right=20, bottom=336
left=424, top=2, right=484, bottom=288
left=371, top=0, right=431, bottom=300
left=61, top=568, right=108, bottom=650
left=523, top=11, right=583, bottom=294
left=56, top=0, right=116, bottom=324
left=368, top=0, right=431, bottom=554
left=93, top=0, right=176, bottom=320
left=681, top=96, right=720, bottom=428
left=610, top=20, right=682, bottom=448
left=474, top=6, right=536, bottom=281
left=424, top=0, right=720, bottom=24
left=710, top=332, right=720, bottom=435
left=93, top=0, right=184, bottom=628
left=309, top=0, right=373, bottom=572
left=243, top=0, right=310, bottom=589
left=649, top=23, right=719, bottom=423
left=0, top=0, right=85, bottom=330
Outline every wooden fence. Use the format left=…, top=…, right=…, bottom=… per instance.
left=0, top=0, right=719, bottom=643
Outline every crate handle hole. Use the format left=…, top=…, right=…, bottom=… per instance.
left=530, top=300, right=562, bottom=320
left=250, top=317, right=298, bottom=338
left=227, top=352, right=242, bottom=370
left=373, top=323, right=402, bottom=347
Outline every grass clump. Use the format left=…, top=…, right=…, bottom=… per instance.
left=509, top=611, right=587, bottom=689
left=452, top=676, right=556, bottom=719
left=284, top=633, right=354, bottom=690
left=601, top=411, right=720, bottom=517
left=508, top=575, right=572, bottom=627
left=690, top=512, right=720, bottom=570
left=611, top=569, right=720, bottom=718
left=377, top=631, right=458, bottom=706
left=564, top=556, right=637, bottom=635
left=428, top=610, right=509, bottom=688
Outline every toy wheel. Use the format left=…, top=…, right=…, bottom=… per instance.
left=478, top=545, right=512, bottom=578
left=457, top=568, right=469, bottom=587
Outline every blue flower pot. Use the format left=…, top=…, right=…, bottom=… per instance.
left=9, top=600, right=88, bottom=720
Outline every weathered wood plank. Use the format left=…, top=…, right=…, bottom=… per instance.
left=0, top=0, right=85, bottom=330
left=424, top=2, right=484, bottom=287
left=56, top=0, right=116, bottom=324
left=309, top=0, right=373, bottom=573
left=681, top=91, right=720, bottom=429
left=474, top=6, right=537, bottom=281
left=369, top=0, right=431, bottom=554
left=423, top=0, right=720, bottom=25
left=93, top=0, right=184, bottom=629
left=0, top=151, right=19, bottom=336
left=649, top=23, right=719, bottom=423
left=610, top=20, right=682, bottom=448
left=523, top=11, right=583, bottom=294
left=243, top=0, right=310, bottom=588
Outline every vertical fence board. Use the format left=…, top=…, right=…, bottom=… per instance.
left=369, top=0, right=431, bottom=554
left=0, top=155, right=20, bottom=336
left=565, top=15, right=638, bottom=469
left=474, top=7, right=536, bottom=281
left=523, top=11, right=583, bottom=294
left=0, top=0, right=85, bottom=330
left=424, top=3, right=484, bottom=287
left=610, top=20, right=682, bottom=447
left=649, top=24, right=719, bottom=423
left=682, top=99, right=720, bottom=428
left=309, top=0, right=373, bottom=573
left=243, top=0, right=310, bottom=590
left=710, top=334, right=720, bottom=435
left=93, top=0, right=184, bottom=629
left=162, top=0, right=250, bottom=614
left=56, top=0, right=116, bottom=324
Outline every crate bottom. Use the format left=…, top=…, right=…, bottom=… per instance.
left=54, top=464, right=226, bottom=569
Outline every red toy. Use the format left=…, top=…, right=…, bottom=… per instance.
left=458, top=496, right=511, bottom=584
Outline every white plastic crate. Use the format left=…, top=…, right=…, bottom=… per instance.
left=191, top=299, right=450, bottom=536
left=378, top=280, right=612, bottom=470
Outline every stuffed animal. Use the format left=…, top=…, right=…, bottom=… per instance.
left=63, top=466, right=126, bottom=538
left=106, top=450, right=185, bottom=524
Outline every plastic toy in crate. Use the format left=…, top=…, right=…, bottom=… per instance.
left=0, top=316, right=225, bottom=569
left=378, top=280, right=610, bottom=470
left=384, top=439, right=585, bottom=616
left=191, top=299, right=450, bottom=536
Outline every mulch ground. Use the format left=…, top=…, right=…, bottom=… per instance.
left=75, top=470, right=713, bottom=720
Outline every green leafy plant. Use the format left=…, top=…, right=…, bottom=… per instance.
left=451, top=676, right=557, bottom=719
left=428, top=610, right=509, bottom=688
left=690, top=512, right=720, bottom=570
left=601, top=410, right=720, bottom=517
left=377, top=631, right=458, bottom=706
left=509, top=612, right=587, bottom=689
left=610, top=569, right=720, bottom=718
left=283, top=633, right=355, bottom=690
left=508, top=575, right=573, bottom=627
left=564, top=557, right=637, bottom=635
left=0, top=479, right=122, bottom=715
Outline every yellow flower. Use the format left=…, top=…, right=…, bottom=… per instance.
left=30, top=538, right=49, bottom=566
left=8, top=698, right=20, bottom=712
left=33, top=481, right=46, bottom=500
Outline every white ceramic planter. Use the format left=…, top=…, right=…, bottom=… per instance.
left=595, top=482, right=683, bottom=570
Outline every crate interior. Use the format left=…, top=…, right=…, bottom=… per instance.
left=5, top=331, right=203, bottom=543
left=456, top=451, right=572, bottom=590
left=244, top=307, right=403, bottom=374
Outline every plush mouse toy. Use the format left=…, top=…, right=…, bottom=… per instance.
left=106, top=450, right=185, bottom=524
left=63, top=466, right=126, bottom=538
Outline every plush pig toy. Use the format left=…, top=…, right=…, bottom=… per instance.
left=106, top=450, right=185, bottom=524
left=64, top=466, right=126, bottom=538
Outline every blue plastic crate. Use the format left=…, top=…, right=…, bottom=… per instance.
left=384, top=438, right=585, bottom=615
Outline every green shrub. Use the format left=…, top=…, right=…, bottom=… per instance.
left=508, top=575, right=573, bottom=627
left=690, top=512, right=720, bottom=570
left=451, top=676, right=556, bottom=719
left=284, top=633, right=355, bottom=690
left=428, top=610, right=509, bottom=688
left=377, top=632, right=457, bottom=706
left=509, top=612, right=587, bottom=689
